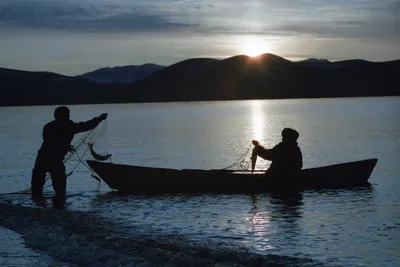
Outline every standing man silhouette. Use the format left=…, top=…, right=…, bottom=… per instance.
left=31, top=106, right=108, bottom=208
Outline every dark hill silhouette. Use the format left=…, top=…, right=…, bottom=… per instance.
left=0, top=67, right=66, bottom=82
left=0, top=67, right=118, bottom=106
left=133, top=54, right=294, bottom=101
left=132, top=54, right=400, bottom=102
left=1, top=54, right=399, bottom=106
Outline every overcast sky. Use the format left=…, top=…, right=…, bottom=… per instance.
left=1, top=0, right=399, bottom=75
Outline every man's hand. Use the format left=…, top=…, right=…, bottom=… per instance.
left=99, top=113, right=108, bottom=121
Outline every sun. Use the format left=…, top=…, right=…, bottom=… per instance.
left=242, top=36, right=267, bottom=57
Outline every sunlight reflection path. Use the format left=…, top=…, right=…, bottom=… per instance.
left=250, top=101, right=272, bottom=170
left=251, top=100, right=265, bottom=142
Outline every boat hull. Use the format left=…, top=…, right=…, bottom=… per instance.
left=86, top=158, right=378, bottom=194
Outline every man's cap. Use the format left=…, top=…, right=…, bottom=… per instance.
left=282, top=128, right=299, bottom=141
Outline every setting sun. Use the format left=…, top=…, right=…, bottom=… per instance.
left=241, top=36, right=268, bottom=57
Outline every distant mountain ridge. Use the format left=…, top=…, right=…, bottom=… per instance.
left=77, top=63, right=165, bottom=83
left=1, top=54, right=399, bottom=106
left=300, top=58, right=331, bottom=64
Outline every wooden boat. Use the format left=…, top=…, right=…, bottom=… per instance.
left=86, top=158, right=378, bottom=194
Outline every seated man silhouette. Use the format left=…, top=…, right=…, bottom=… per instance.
left=251, top=128, right=303, bottom=184
left=31, top=106, right=108, bottom=208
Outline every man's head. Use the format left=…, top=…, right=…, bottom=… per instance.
left=54, top=106, right=70, bottom=121
left=282, top=128, right=299, bottom=143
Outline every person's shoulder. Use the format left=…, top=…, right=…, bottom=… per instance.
left=270, top=142, right=283, bottom=151
left=45, top=119, right=74, bottom=128
left=274, top=142, right=284, bottom=148
left=63, top=120, right=77, bottom=129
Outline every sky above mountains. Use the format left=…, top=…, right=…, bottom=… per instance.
left=1, top=0, right=399, bottom=75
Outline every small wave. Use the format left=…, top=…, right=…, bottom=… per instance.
left=0, top=203, right=320, bottom=267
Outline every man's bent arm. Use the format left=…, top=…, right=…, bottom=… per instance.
left=253, top=145, right=277, bottom=161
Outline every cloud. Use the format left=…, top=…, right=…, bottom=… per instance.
left=188, top=0, right=400, bottom=39
left=0, top=0, right=195, bottom=32
left=0, top=0, right=399, bottom=38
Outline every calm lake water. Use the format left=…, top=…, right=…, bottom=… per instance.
left=0, top=97, right=399, bottom=267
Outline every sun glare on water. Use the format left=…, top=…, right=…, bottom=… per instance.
left=241, top=36, right=268, bottom=57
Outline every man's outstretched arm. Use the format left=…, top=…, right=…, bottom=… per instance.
left=73, top=113, right=108, bottom=133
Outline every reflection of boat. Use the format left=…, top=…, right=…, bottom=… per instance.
left=86, top=158, right=378, bottom=194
